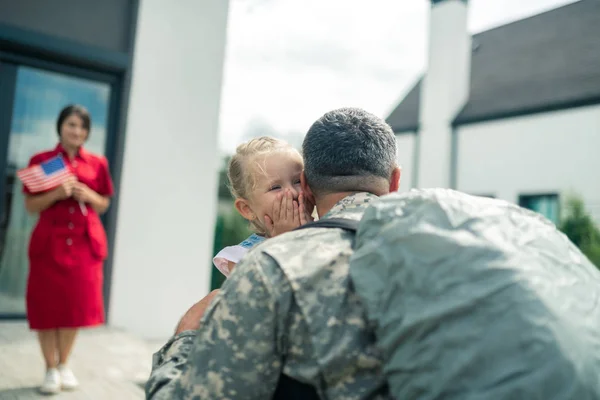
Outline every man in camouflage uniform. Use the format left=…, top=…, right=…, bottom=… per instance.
left=146, top=107, right=401, bottom=399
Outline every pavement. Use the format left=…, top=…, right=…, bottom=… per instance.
left=0, top=322, right=166, bottom=400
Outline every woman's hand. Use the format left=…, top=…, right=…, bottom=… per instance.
left=53, top=176, right=77, bottom=200
left=25, top=176, right=77, bottom=214
left=72, top=182, right=97, bottom=204
left=264, top=190, right=313, bottom=237
left=73, top=182, right=111, bottom=214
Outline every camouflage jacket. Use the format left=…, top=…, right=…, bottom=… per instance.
left=146, top=192, right=389, bottom=399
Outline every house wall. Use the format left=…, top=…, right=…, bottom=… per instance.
left=396, top=132, right=417, bottom=192
left=108, top=0, right=230, bottom=339
left=456, top=104, right=600, bottom=223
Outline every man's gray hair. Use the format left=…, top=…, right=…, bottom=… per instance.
left=302, top=107, right=397, bottom=195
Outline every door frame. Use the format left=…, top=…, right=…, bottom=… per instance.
left=0, top=54, right=122, bottom=320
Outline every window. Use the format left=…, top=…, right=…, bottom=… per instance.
left=519, top=194, right=559, bottom=224
left=0, top=64, right=112, bottom=317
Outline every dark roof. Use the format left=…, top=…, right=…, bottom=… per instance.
left=386, top=0, right=600, bottom=132
left=386, top=77, right=422, bottom=132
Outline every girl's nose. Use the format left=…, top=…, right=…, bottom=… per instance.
left=288, top=186, right=299, bottom=200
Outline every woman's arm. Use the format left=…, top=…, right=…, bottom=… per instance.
left=89, top=192, right=111, bottom=215
left=24, top=190, right=60, bottom=214
left=24, top=178, right=76, bottom=214
left=74, top=155, right=113, bottom=215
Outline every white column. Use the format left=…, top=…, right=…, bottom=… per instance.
left=109, top=0, right=230, bottom=339
left=417, top=0, right=471, bottom=188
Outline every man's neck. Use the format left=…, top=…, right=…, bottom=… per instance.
left=314, top=182, right=391, bottom=218
left=315, top=192, right=355, bottom=218
left=316, top=190, right=385, bottom=218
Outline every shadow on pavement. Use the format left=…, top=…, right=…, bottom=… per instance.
left=0, top=386, right=43, bottom=399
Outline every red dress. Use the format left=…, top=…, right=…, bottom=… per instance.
left=24, top=144, right=114, bottom=330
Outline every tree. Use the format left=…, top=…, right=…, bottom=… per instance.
left=559, top=195, right=600, bottom=268
left=218, top=156, right=232, bottom=200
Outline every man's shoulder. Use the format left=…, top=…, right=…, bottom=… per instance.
left=252, top=225, right=354, bottom=286
left=244, top=194, right=374, bottom=282
left=261, top=224, right=354, bottom=256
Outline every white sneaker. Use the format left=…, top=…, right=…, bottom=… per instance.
left=58, top=365, right=79, bottom=390
left=39, top=368, right=61, bottom=395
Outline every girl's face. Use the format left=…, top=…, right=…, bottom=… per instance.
left=235, top=150, right=303, bottom=234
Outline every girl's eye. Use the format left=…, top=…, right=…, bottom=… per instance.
left=269, top=185, right=282, bottom=191
left=294, top=179, right=301, bottom=185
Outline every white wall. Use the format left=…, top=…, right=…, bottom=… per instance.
left=456, top=105, right=600, bottom=223
left=396, top=133, right=416, bottom=192
left=418, top=0, right=471, bottom=188
left=109, top=0, right=230, bottom=339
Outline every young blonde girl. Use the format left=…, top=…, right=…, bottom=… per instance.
left=213, top=136, right=314, bottom=276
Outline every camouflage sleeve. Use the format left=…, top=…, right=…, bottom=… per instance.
left=171, top=251, right=290, bottom=399
left=145, top=331, right=197, bottom=399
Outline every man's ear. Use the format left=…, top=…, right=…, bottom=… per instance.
left=389, top=167, right=401, bottom=193
left=234, top=198, right=255, bottom=221
left=300, top=171, right=316, bottom=205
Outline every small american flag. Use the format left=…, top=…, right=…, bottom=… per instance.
left=17, top=155, right=73, bottom=193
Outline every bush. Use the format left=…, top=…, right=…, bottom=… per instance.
left=559, top=195, right=600, bottom=268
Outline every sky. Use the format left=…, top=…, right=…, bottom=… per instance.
left=218, top=0, right=578, bottom=153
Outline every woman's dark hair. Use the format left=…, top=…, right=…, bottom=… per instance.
left=56, top=104, right=91, bottom=137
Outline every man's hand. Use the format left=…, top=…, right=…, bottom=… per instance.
left=175, top=290, right=220, bottom=335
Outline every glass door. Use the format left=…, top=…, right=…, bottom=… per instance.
left=0, top=63, right=112, bottom=316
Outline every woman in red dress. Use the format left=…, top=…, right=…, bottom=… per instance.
left=23, top=104, right=114, bottom=394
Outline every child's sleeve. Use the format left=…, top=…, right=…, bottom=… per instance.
left=212, top=234, right=266, bottom=277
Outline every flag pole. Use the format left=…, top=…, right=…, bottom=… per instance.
left=79, top=201, right=87, bottom=216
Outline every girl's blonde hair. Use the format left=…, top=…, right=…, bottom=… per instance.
left=227, top=136, right=300, bottom=234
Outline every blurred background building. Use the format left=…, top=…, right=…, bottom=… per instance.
left=388, top=0, right=600, bottom=226
left=0, top=0, right=229, bottom=339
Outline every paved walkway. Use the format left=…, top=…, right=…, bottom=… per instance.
left=0, top=322, right=165, bottom=399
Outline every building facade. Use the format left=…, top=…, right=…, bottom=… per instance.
left=0, top=0, right=229, bottom=339
left=388, top=0, right=600, bottom=225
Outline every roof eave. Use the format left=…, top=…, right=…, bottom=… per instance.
left=392, top=126, right=419, bottom=134
left=452, top=95, right=600, bottom=127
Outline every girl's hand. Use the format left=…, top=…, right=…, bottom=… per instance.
left=226, top=261, right=236, bottom=275
left=299, top=191, right=315, bottom=225
left=264, top=189, right=302, bottom=237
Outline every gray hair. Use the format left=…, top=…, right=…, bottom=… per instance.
left=302, top=107, right=397, bottom=196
